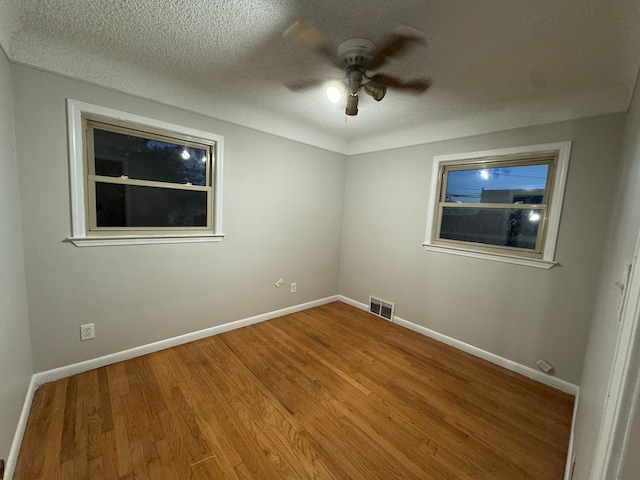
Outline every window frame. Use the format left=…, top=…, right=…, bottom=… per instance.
left=423, top=142, right=572, bottom=269
left=66, top=99, right=224, bottom=247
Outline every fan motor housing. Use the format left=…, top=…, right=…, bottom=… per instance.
left=337, top=38, right=376, bottom=70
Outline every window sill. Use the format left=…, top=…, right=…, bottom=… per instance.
left=67, top=234, right=225, bottom=247
left=422, top=243, right=557, bottom=269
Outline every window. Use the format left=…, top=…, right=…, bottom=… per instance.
left=424, top=142, right=571, bottom=269
left=67, top=100, right=224, bottom=246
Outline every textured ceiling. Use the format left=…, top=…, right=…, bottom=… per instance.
left=2, top=0, right=640, bottom=153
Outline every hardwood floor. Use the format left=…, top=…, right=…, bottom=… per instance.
left=15, top=302, right=574, bottom=479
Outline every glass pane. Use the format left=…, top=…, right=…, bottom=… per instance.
left=93, top=128, right=208, bottom=186
left=95, top=183, right=207, bottom=228
left=445, top=164, right=548, bottom=204
left=440, top=207, right=542, bottom=250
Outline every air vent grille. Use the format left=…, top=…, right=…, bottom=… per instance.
left=369, top=296, right=395, bottom=321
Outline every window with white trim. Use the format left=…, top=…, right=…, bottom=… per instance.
left=423, top=142, right=571, bottom=269
left=67, top=100, right=224, bottom=247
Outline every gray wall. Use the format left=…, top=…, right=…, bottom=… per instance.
left=572, top=72, right=640, bottom=479
left=6, top=57, right=638, bottom=478
left=339, top=114, right=624, bottom=385
left=620, top=398, right=640, bottom=479
left=0, top=50, right=33, bottom=463
left=11, top=65, right=346, bottom=372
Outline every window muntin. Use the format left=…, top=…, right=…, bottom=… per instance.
left=424, top=142, right=571, bottom=268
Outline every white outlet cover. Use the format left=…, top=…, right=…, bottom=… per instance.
left=80, top=323, right=95, bottom=340
left=536, top=358, right=554, bottom=373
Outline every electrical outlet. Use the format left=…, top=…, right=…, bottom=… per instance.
left=291, top=282, right=297, bottom=293
left=536, top=358, right=554, bottom=373
left=80, top=323, right=95, bottom=341
left=275, top=278, right=284, bottom=288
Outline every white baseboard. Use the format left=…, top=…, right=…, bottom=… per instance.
left=5, top=375, right=38, bottom=480
left=338, top=295, right=370, bottom=311
left=337, top=295, right=579, bottom=395
left=33, top=295, right=340, bottom=386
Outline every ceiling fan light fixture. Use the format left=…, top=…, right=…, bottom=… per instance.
left=364, top=81, right=386, bottom=101
left=285, top=28, right=429, bottom=118
left=346, top=93, right=359, bottom=116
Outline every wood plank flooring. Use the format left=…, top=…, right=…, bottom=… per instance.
left=14, top=301, right=574, bottom=479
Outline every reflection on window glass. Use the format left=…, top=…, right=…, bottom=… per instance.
left=445, top=164, right=548, bottom=204
left=95, top=183, right=207, bottom=228
left=440, top=207, right=542, bottom=250
left=93, top=129, right=208, bottom=186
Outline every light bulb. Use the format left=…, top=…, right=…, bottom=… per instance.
left=326, top=81, right=346, bottom=104
left=327, top=86, right=342, bottom=103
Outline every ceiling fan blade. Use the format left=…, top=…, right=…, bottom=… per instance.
left=285, top=78, right=326, bottom=91
left=283, top=21, right=338, bottom=65
left=369, top=73, right=431, bottom=93
left=369, top=33, right=425, bottom=70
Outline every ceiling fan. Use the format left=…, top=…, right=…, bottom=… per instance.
left=284, top=22, right=431, bottom=116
